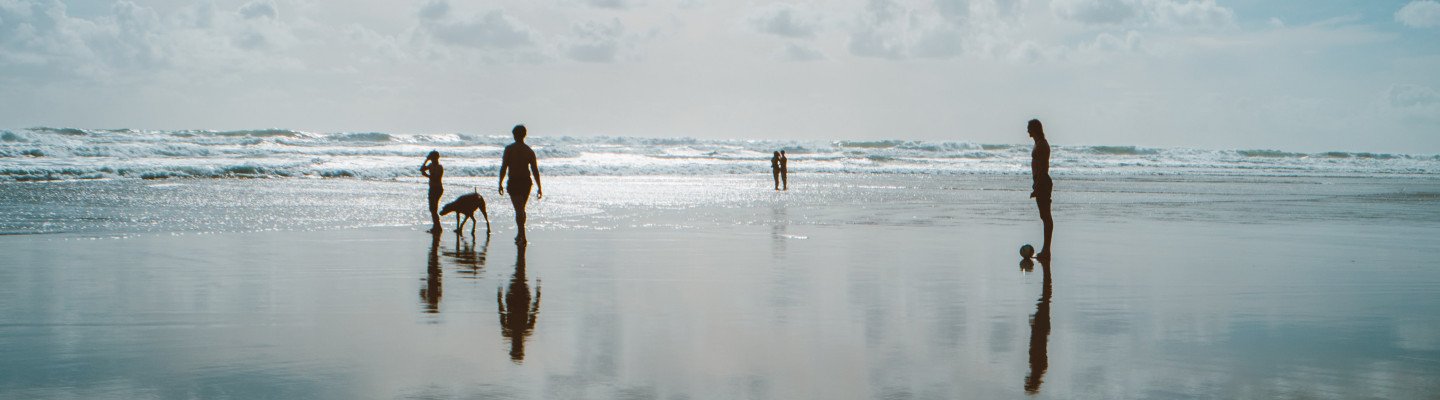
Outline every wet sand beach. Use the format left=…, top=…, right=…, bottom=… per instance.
left=2, top=175, right=1438, bottom=398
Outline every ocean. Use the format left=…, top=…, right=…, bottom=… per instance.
left=3, top=127, right=1437, bottom=182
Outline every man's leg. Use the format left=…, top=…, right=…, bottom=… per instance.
left=509, top=185, right=531, bottom=242
left=429, top=191, right=443, bottom=232
left=1037, top=198, right=1053, bottom=259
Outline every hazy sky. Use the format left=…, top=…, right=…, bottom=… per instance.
left=1, top=0, right=1438, bottom=152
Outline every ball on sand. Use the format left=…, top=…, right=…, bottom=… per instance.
left=1020, top=244, right=1035, bottom=259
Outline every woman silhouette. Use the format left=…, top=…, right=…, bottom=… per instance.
left=421, top=151, right=444, bottom=233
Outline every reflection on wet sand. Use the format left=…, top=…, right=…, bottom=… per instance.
left=1025, top=258, right=1052, bottom=394
left=771, top=202, right=788, bottom=257
left=421, top=232, right=443, bottom=313
left=499, top=241, right=541, bottom=363
left=448, top=232, right=490, bottom=278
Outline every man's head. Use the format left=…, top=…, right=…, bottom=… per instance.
left=1027, top=119, right=1044, bottom=140
left=512, top=124, right=527, bottom=141
left=780, top=150, right=786, bottom=156
left=427, top=150, right=440, bottom=161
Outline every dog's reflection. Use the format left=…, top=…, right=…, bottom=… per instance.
left=498, top=241, right=541, bottom=363
left=448, top=231, right=490, bottom=278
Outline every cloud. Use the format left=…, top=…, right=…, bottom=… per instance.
left=932, top=0, right=970, bottom=22
left=1051, top=0, right=1235, bottom=30
left=417, top=0, right=449, bottom=20
left=778, top=42, right=825, bottom=61
left=1079, top=30, right=1143, bottom=54
left=417, top=4, right=536, bottom=50
left=846, top=0, right=917, bottom=59
left=1388, top=84, right=1440, bottom=109
left=0, top=0, right=166, bottom=78
left=1396, top=1, right=1440, bottom=28
left=1151, top=0, right=1234, bottom=29
left=1051, top=0, right=1137, bottom=25
left=846, top=0, right=1015, bottom=60
left=585, top=0, right=634, bottom=10
left=237, top=0, right=277, bottom=20
left=746, top=3, right=821, bottom=38
left=564, top=18, right=626, bottom=62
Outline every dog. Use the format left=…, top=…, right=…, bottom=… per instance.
left=440, top=189, right=490, bottom=235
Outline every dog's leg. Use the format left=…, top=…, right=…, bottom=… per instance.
left=480, top=203, right=491, bottom=233
left=455, top=214, right=464, bottom=235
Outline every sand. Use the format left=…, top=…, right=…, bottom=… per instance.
left=2, top=174, right=1439, bottom=399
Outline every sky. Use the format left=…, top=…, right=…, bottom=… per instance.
left=1, top=0, right=1438, bottom=153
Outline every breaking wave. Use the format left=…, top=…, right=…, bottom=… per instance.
left=0, top=127, right=1435, bottom=182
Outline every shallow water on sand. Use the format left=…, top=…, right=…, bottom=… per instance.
left=1, top=175, right=1438, bottom=399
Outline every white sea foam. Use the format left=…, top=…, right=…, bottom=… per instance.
left=1, top=127, right=1436, bottom=182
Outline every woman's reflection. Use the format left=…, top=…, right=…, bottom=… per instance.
left=1025, top=258, right=1052, bottom=394
left=420, top=232, right=443, bottom=313
left=498, top=241, right=541, bottom=363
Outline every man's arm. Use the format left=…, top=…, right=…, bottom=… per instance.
left=498, top=161, right=509, bottom=195
left=530, top=157, right=542, bottom=199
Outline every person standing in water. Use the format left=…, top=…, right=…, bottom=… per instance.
left=780, top=150, right=789, bottom=191
left=499, top=125, right=543, bottom=243
left=421, top=150, right=444, bottom=233
left=770, top=151, right=781, bottom=191
left=1028, top=119, right=1053, bottom=260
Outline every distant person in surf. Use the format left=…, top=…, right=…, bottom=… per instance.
left=420, top=150, right=444, bottom=233
left=771, top=151, right=781, bottom=191
left=780, top=150, right=789, bottom=190
left=499, top=125, right=543, bottom=243
left=1028, top=119, right=1053, bottom=260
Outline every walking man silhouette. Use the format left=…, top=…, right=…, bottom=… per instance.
left=499, top=125, right=543, bottom=244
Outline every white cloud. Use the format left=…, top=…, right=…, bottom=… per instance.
left=1079, top=30, right=1143, bottom=54
left=1388, top=84, right=1440, bottom=109
left=846, top=0, right=1028, bottom=61
left=585, top=0, right=635, bottom=10
left=746, top=3, right=821, bottom=38
left=1051, top=0, right=1234, bottom=30
left=778, top=42, right=825, bottom=61
left=1151, top=0, right=1233, bottom=30
left=564, top=18, right=626, bottom=62
left=417, top=5, right=537, bottom=50
left=1396, top=1, right=1440, bottom=28
left=238, top=0, right=277, bottom=20
left=417, top=0, right=449, bottom=20
left=0, top=1, right=176, bottom=78
left=1051, top=0, right=1137, bottom=25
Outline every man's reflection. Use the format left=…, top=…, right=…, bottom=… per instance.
left=1025, top=258, right=1052, bottom=394
left=420, top=232, right=443, bottom=313
left=771, top=202, right=788, bottom=257
left=449, top=232, right=490, bottom=278
left=498, top=241, right=541, bottom=363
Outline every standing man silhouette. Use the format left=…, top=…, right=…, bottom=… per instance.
left=499, top=125, right=543, bottom=244
left=770, top=151, right=782, bottom=190
left=420, top=151, right=444, bottom=233
left=780, top=150, right=789, bottom=190
left=1028, top=119, right=1053, bottom=260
